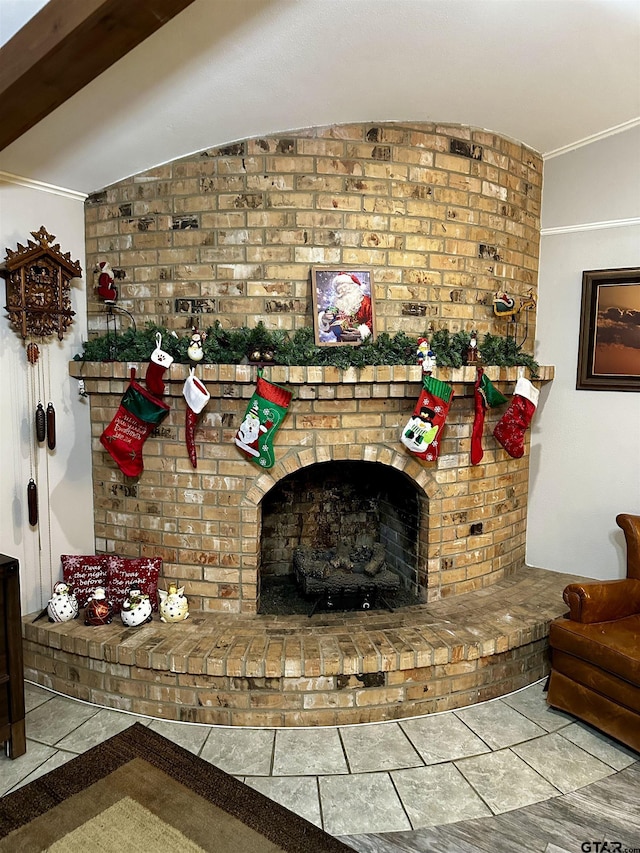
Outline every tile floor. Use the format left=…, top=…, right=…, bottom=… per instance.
left=1, top=679, right=637, bottom=843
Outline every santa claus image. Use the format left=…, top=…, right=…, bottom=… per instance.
left=234, top=399, right=269, bottom=458
left=318, top=271, right=373, bottom=343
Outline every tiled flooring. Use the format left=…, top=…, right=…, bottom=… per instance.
left=1, top=679, right=637, bottom=848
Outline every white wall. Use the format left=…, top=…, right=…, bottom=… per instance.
left=0, top=176, right=95, bottom=614
left=527, top=127, right=640, bottom=580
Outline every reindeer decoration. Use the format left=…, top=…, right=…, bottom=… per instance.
left=492, top=288, right=537, bottom=346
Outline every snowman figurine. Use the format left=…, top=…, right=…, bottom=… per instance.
left=187, top=328, right=205, bottom=362
left=84, top=587, right=113, bottom=626
left=47, top=582, right=79, bottom=623
left=159, top=583, right=189, bottom=623
left=120, top=583, right=153, bottom=627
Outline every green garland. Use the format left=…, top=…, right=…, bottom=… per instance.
left=74, top=322, right=539, bottom=374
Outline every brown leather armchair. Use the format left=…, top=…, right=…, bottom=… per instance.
left=546, top=513, right=640, bottom=752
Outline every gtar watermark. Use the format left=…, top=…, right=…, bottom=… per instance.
left=581, top=843, right=640, bottom=853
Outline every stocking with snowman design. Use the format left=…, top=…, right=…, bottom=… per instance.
left=401, top=374, right=454, bottom=462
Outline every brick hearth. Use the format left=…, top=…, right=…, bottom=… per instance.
left=23, top=565, right=581, bottom=727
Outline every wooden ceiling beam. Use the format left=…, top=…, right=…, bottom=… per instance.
left=0, top=0, right=197, bottom=152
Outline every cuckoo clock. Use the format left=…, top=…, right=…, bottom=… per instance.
left=3, top=226, right=82, bottom=341
left=2, top=227, right=83, bottom=531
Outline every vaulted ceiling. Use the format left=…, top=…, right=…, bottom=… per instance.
left=0, top=0, right=638, bottom=195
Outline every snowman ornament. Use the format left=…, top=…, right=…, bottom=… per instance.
left=47, top=582, right=79, bottom=623
left=120, top=583, right=153, bottom=627
left=159, top=583, right=189, bottom=623
left=187, top=328, right=205, bottom=362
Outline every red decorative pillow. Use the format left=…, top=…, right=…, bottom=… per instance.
left=106, top=557, right=162, bottom=613
left=61, top=555, right=120, bottom=608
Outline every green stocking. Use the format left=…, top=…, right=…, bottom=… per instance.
left=234, top=372, right=292, bottom=468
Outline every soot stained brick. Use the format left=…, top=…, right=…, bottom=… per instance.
left=276, top=139, right=295, bottom=154
left=449, top=138, right=483, bottom=160
left=479, top=244, right=501, bottom=260
left=86, top=191, right=108, bottom=205
left=372, top=146, right=391, bottom=161
left=402, top=303, right=428, bottom=316
left=175, top=298, right=216, bottom=314
left=216, top=142, right=246, bottom=157
left=172, top=215, right=199, bottom=230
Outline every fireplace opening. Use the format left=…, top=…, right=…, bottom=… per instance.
left=259, top=461, right=424, bottom=614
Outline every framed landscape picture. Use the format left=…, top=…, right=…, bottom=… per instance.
left=576, top=267, right=640, bottom=391
left=311, top=267, right=376, bottom=346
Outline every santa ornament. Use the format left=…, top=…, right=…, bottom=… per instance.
left=145, top=332, right=174, bottom=397
left=97, top=261, right=117, bottom=302
left=100, top=368, right=170, bottom=477
left=183, top=368, right=210, bottom=468
left=493, top=375, right=539, bottom=459
left=235, top=370, right=292, bottom=468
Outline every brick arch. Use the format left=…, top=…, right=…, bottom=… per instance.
left=241, top=444, right=443, bottom=509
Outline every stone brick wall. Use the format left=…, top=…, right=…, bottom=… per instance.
left=84, top=122, right=542, bottom=341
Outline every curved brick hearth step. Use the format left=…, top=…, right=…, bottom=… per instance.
left=22, top=566, right=583, bottom=727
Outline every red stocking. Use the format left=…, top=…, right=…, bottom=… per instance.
left=145, top=333, right=174, bottom=397
left=400, top=375, right=453, bottom=461
left=471, top=368, right=507, bottom=465
left=493, top=377, right=539, bottom=459
left=183, top=369, right=210, bottom=468
left=100, top=369, right=170, bottom=477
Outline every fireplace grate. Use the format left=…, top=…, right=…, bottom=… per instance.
left=293, top=544, right=400, bottom=616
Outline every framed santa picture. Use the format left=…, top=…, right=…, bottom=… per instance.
left=311, top=267, right=376, bottom=346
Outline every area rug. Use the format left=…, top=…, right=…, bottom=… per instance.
left=0, top=723, right=351, bottom=852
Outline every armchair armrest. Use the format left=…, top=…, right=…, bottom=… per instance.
left=563, top=578, right=640, bottom=623
left=616, top=513, right=640, bottom=579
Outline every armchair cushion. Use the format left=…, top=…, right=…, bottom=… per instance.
left=549, top=614, right=640, bottom=688
left=563, top=578, right=640, bottom=623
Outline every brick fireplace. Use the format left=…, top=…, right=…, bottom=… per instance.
left=20, top=121, right=576, bottom=726
left=22, top=360, right=570, bottom=726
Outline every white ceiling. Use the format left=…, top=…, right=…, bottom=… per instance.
left=0, top=0, right=48, bottom=44
left=0, top=0, right=639, bottom=195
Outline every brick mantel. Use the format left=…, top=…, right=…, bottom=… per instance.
left=70, top=360, right=554, bottom=390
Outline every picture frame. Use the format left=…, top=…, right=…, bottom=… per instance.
left=576, top=267, right=640, bottom=391
left=311, top=267, right=376, bottom=346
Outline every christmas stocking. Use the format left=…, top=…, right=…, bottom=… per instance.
left=401, top=374, right=454, bottom=461
left=493, top=376, right=539, bottom=459
left=145, top=332, right=174, bottom=397
left=471, top=367, right=507, bottom=465
left=234, top=371, right=292, bottom=469
left=183, top=368, right=210, bottom=468
left=100, top=368, right=170, bottom=477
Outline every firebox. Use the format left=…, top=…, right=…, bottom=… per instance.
left=260, top=461, right=422, bottom=612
